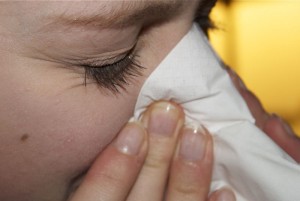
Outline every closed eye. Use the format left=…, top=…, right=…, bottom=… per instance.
left=81, top=49, right=145, bottom=94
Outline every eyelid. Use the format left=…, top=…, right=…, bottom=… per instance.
left=82, top=49, right=144, bottom=93
left=76, top=43, right=137, bottom=67
left=79, top=52, right=128, bottom=68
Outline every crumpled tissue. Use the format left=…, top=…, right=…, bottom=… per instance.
left=134, top=23, right=300, bottom=201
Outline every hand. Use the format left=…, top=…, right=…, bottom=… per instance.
left=226, top=66, right=300, bottom=162
left=68, top=101, right=236, bottom=201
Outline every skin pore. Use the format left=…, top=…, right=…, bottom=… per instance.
left=0, top=1, right=200, bottom=201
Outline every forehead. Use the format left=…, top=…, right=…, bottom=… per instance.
left=47, top=0, right=184, bottom=28
left=50, top=0, right=183, bottom=13
left=4, top=0, right=185, bottom=31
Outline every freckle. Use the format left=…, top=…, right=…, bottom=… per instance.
left=20, top=134, right=29, bottom=142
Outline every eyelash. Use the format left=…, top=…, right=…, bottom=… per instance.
left=81, top=51, right=144, bottom=93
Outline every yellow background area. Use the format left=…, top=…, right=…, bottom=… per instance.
left=209, top=0, right=300, bottom=135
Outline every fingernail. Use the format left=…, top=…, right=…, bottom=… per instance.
left=228, top=68, right=247, bottom=91
left=148, top=102, right=180, bottom=136
left=283, top=123, right=296, bottom=137
left=238, top=77, right=247, bottom=91
left=232, top=70, right=247, bottom=91
left=216, top=188, right=236, bottom=201
left=179, top=125, right=207, bottom=161
left=114, top=123, right=145, bottom=155
left=272, top=114, right=295, bottom=137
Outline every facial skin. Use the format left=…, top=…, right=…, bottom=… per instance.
left=0, top=1, right=200, bottom=201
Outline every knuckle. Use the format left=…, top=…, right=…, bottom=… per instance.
left=98, top=171, right=121, bottom=183
left=173, top=183, right=202, bottom=197
left=88, top=165, right=126, bottom=187
left=144, top=153, right=170, bottom=169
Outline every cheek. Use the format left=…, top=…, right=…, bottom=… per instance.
left=0, top=16, right=193, bottom=200
left=0, top=58, right=141, bottom=200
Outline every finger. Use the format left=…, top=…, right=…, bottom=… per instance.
left=166, top=125, right=213, bottom=201
left=127, top=101, right=184, bottom=201
left=225, top=66, right=300, bottom=162
left=70, top=122, right=147, bottom=201
left=263, top=115, right=300, bottom=162
left=208, top=188, right=236, bottom=201
left=225, top=66, right=269, bottom=129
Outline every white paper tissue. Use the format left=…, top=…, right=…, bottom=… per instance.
left=134, top=24, right=300, bottom=201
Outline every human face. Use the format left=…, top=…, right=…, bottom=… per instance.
left=0, top=1, right=199, bottom=200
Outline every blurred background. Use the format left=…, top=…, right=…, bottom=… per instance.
left=209, top=0, right=300, bottom=135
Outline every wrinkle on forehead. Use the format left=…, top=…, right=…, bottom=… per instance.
left=44, top=0, right=185, bottom=29
left=0, top=1, right=186, bottom=35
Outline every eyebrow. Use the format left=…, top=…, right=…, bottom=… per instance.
left=47, top=1, right=184, bottom=29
